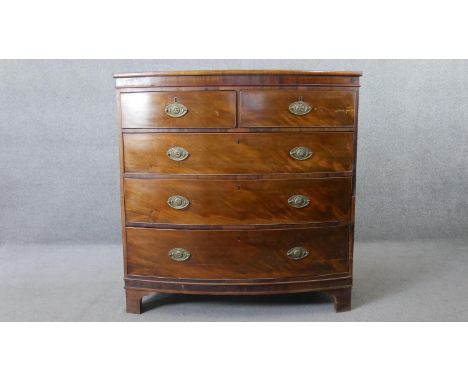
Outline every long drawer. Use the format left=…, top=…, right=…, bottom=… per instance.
left=124, top=177, right=352, bottom=225
left=120, top=91, right=237, bottom=128
left=126, top=226, right=349, bottom=279
left=123, top=132, right=354, bottom=174
left=240, top=90, right=355, bottom=127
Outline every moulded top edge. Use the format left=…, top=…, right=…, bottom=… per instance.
left=113, top=70, right=363, bottom=78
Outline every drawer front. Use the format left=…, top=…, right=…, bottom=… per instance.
left=120, top=91, right=236, bottom=128
left=126, top=226, right=349, bottom=279
left=124, top=178, right=352, bottom=225
left=123, top=132, right=354, bottom=174
left=240, top=90, right=355, bottom=127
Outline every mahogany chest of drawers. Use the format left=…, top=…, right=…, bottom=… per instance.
left=114, top=70, right=362, bottom=314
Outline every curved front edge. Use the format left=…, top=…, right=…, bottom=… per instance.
left=125, top=275, right=352, bottom=295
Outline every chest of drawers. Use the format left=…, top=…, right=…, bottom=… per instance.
left=114, top=70, right=362, bottom=314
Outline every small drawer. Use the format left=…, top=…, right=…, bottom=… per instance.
left=126, top=226, right=350, bottom=279
left=124, top=177, right=352, bottom=225
left=120, top=91, right=236, bottom=128
left=123, top=132, right=354, bottom=174
left=240, top=90, right=355, bottom=127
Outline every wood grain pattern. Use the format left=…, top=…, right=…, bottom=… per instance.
left=122, top=127, right=355, bottom=133
left=116, top=76, right=360, bottom=88
left=125, top=289, right=156, bottom=314
left=115, top=70, right=361, bottom=314
left=114, top=70, right=363, bottom=77
left=121, top=91, right=236, bottom=128
left=328, top=287, right=352, bottom=312
left=240, top=90, right=355, bottom=127
left=124, top=177, right=352, bottom=225
left=123, top=132, right=354, bottom=174
left=126, top=226, right=349, bottom=279
left=114, top=71, right=362, bottom=88
left=126, top=274, right=352, bottom=287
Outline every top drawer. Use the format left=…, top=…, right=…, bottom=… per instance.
left=120, top=91, right=236, bottom=128
left=239, top=90, right=355, bottom=127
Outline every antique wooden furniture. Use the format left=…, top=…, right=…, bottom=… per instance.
left=114, top=70, right=362, bottom=314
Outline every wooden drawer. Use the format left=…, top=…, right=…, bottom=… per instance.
left=126, top=226, right=349, bottom=279
left=123, top=132, right=354, bottom=174
left=124, top=177, right=352, bottom=225
left=120, top=91, right=236, bottom=128
left=240, top=90, right=355, bottom=127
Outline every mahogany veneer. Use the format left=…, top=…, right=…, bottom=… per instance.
left=126, top=226, right=349, bottom=279
left=124, top=177, right=352, bottom=226
left=240, top=90, right=356, bottom=127
left=121, top=91, right=236, bottom=128
left=115, top=70, right=362, bottom=314
left=123, top=132, right=354, bottom=174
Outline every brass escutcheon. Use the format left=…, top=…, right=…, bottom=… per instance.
left=288, top=195, right=310, bottom=208
left=167, top=195, right=190, bottom=209
left=289, top=146, right=313, bottom=161
left=287, top=247, right=309, bottom=260
left=289, top=96, right=312, bottom=116
left=167, top=146, right=189, bottom=161
left=168, top=248, right=191, bottom=261
left=165, top=97, right=188, bottom=118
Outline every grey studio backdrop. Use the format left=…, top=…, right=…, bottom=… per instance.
left=1, top=59, right=468, bottom=245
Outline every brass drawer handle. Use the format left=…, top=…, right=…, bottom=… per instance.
left=167, top=146, right=189, bottom=161
left=165, top=97, right=188, bottom=118
left=289, top=96, right=312, bottom=116
left=288, top=195, right=310, bottom=208
left=167, top=195, right=190, bottom=209
left=168, top=248, right=191, bottom=261
left=287, top=247, right=309, bottom=260
left=290, top=146, right=313, bottom=161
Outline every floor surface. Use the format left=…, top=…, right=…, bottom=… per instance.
left=0, top=239, right=467, bottom=321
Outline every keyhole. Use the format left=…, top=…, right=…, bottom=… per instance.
left=237, top=236, right=241, bottom=242
left=237, top=185, right=241, bottom=190
left=236, top=138, right=240, bottom=144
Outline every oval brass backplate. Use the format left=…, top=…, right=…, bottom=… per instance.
left=165, top=98, right=188, bottom=118
left=287, top=247, right=309, bottom=260
left=288, top=195, right=310, bottom=208
left=167, top=147, right=189, bottom=161
left=168, top=248, right=191, bottom=261
left=289, top=146, right=313, bottom=161
left=167, top=195, right=190, bottom=209
left=289, top=98, right=312, bottom=116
